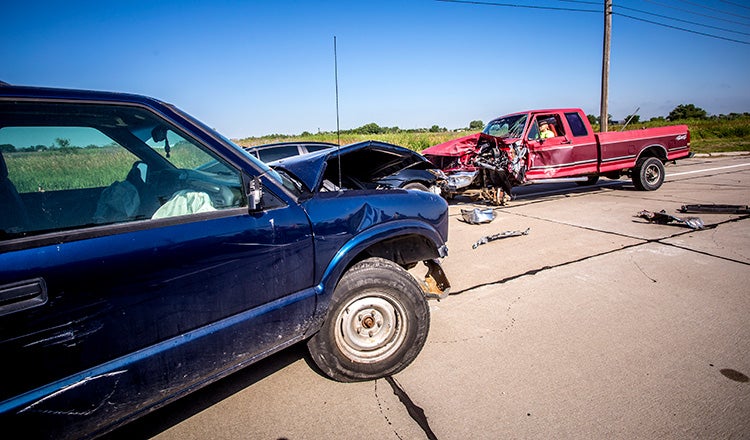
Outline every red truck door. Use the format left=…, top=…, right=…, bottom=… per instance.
left=524, top=111, right=598, bottom=180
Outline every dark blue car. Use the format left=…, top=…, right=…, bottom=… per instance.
left=0, top=84, right=450, bottom=438
left=243, top=140, right=446, bottom=194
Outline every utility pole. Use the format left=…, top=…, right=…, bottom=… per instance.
left=600, top=0, right=612, bottom=132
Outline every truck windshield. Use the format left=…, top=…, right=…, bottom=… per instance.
left=483, top=114, right=528, bottom=139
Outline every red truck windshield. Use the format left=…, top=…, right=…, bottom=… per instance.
left=483, top=114, right=528, bottom=139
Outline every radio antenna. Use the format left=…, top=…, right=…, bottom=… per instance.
left=334, top=36, right=341, bottom=146
left=334, top=36, right=342, bottom=190
left=620, top=106, right=640, bottom=131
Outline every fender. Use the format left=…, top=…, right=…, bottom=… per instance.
left=307, top=219, right=447, bottom=332
left=634, top=144, right=668, bottom=163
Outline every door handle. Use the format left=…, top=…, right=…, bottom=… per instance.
left=0, top=278, right=48, bottom=316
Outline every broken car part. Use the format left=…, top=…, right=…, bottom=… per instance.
left=679, top=204, right=750, bottom=214
left=636, top=210, right=704, bottom=230
left=420, top=259, right=451, bottom=300
left=460, top=208, right=495, bottom=224
left=472, top=228, right=530, bottom=249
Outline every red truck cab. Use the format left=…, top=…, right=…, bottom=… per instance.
left=423, top=108, right=691, bottom=203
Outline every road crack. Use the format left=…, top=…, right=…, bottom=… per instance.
left=376, top=376, right=439, bottom=440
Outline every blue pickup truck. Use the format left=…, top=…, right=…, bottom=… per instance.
left=0, top=84, right=450, bottom=438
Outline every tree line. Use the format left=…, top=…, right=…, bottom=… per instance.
left=296, top=104, right=748, bottom=137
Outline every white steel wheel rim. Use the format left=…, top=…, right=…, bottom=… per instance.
left=334, top=294, right=407, bottom=364
left=645, top=163, right=661, bottom=185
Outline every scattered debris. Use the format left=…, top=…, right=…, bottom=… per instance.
left=636, top=210, right=704, bottom=230
left=679, top=204, right=750, bottom=214
left=472, top=228, right=530, bottom=249
left=460, top=208, right=495, bottom=224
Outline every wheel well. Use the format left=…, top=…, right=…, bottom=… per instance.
left=353, top=234, right=440, bottom=269
left=638, top=145, right=667, bottom=162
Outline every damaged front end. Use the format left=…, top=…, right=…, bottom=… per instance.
left=424, top=133, right=527, bottom=205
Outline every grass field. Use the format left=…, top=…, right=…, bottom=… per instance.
left=4, top=116, right=748, bottom=194
left=235, top=116, right=750, bottom=155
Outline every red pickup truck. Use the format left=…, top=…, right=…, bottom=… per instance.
left=422, top=108, right=691, bottom=204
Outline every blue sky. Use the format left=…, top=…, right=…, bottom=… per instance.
left=3, top=0, right=749, bottom=138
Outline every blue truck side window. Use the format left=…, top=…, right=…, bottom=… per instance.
left=0, top=102, right=245, bottom=239
left=565, top=112, right=589, bottom=137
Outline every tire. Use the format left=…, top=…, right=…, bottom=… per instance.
left=632, top=157, right=665, bottom=191
left=576, top=175, right=599, bottom=186
left=307, top=257, right=430, bottom=382
left=402, top=182, right=429, bottom=192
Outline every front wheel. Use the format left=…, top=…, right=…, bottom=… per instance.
left=307, top=258, right=430, bottom=382
left=632, top=157, right=665, bottom=191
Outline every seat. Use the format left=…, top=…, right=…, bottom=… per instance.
left=0, top=151, right=30, bottom=233
left=548, top=123, right=558, bottom=137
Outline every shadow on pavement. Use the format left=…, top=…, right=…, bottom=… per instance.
left=102, top=343, right=309, bottom=439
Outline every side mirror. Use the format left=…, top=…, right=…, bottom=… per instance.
left=247, top=175, right=263, bottom=212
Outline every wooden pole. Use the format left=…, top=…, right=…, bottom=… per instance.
left=600, top=0, right=612, bottom=132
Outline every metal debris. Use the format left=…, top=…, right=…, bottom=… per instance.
left=636, top=210, right=704, bottom=230
left=679, top=204, right=750, bottom=214
left=420, top=259, right=451, bottom=300
left=472, top=228, right=530, bottom=249
left=460, top=208, right=495, bottom=224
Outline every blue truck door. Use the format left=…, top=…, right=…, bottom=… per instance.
left=0, top=100, right=314, bottom=436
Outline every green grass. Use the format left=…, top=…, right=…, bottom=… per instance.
left=5, top=143, right=207, bottom=193
left=6, top=117, right=748, bottom=194
left=603, top=117, right=750, bottom=154
left=236, top=116, right=750, bottom=155
left=7, top=147, right=137, bottom=193
left=234, top=131, right=474, bottom=153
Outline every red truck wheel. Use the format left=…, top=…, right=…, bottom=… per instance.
left=632, top=157, right=665, bottom=191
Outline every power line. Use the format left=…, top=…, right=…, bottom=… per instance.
left=435, top=0, right=599, bottom=13
left=557, top=0, right=601, bottom=5
left=435, top=0, right=750, bottom=44
left=673, top=0, right=750, bottom=21
left=721, top=0, right=750, bottom=12
left=614, top=11, right=750, bottom=44
left=639, top=0, right=750, bottom=27
left=615, top=4, right=750, bottom=37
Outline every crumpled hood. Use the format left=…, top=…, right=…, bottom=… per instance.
left=422, top=133, right=482, bottom=157
left=271, top=148, right=330, bottom=192
left=270, top=140, right=429, bottom=192
left=422, top=132, right=508, bottom=158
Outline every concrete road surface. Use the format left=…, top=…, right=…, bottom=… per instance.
left=108, top=154, right=750, bottom=440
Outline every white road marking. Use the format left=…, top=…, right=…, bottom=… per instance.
left=667, top=162, right=750, bottom=177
